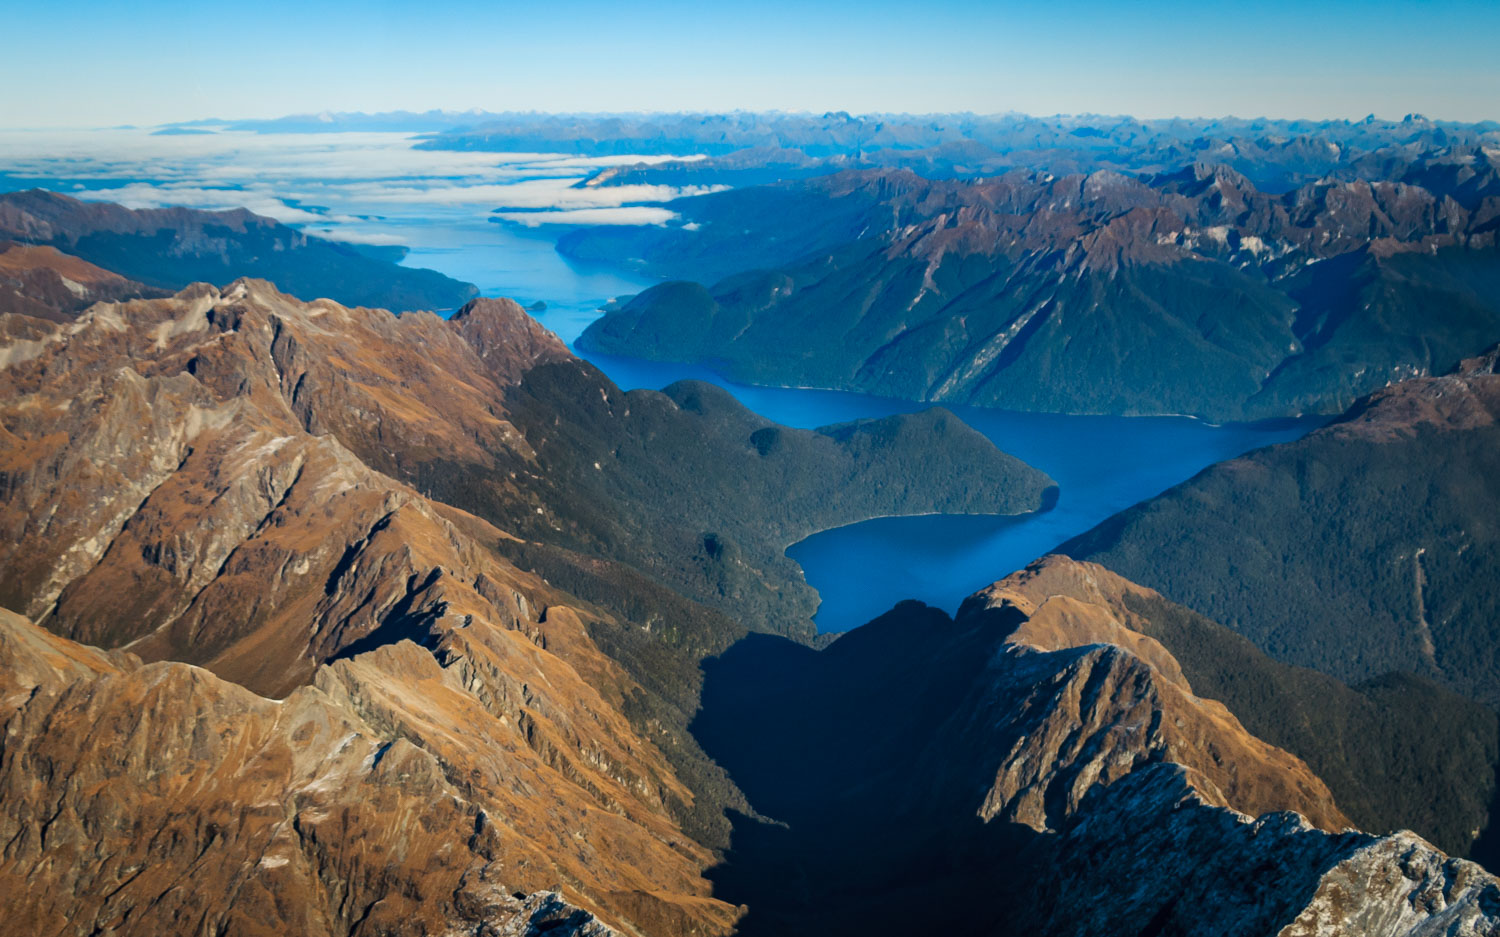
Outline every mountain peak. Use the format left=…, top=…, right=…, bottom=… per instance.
left=450, top=295, right=571, bottom=383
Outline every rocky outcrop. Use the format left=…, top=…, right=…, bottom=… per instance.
left=1038, top=763, right=1500, bottom=937
left=691, top=555, right=1499, bottom=936
left=0, top=593, right=730, bottom=935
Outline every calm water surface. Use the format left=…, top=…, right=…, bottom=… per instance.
left=407, top=230, right=1322, bottom=633
left=13, top=131, right=1278, bottom=631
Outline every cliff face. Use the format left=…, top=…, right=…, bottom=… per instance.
left=961, top=561, right=1350, bottom=834
left=978, top=556, right=1500, bottom=861
left=1038, top=764, right=1500, bottom=937
left=575, top=160, right=1500, bottom=420
left=996, top=558, right=1500, bottom=932
left=691, top=555, right=1500, bottom=936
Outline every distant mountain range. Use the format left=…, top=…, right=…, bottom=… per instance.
left=420, top=111, right=1500, bottom=189
left=0, top=189, right=478, bottom=313
left=165, top=110, right=1500, bottom=192
left=5, top=122, right=1500, bottom=934
left=573, top=149, right=1500, bottom=420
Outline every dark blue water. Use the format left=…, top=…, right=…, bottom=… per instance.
left=785, top=408, right=1320, bottom=632
left=3, top=137, right=1310, bottom=632
left=579, top=353, right=1321, bottom=632
left=407, top=223, right=1323, bottom=634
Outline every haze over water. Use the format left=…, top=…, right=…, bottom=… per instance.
left=0, top=130, right=1324, bottom=632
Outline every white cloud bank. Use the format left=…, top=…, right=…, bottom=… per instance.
left=0, top=129, right=721, bottom=236
left=494, top=207, right=679, bottom=227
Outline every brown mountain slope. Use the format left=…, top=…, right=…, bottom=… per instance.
left=973, top=555, right=1500, bottom=860
left=0, top=276, right=1051, bottom=693
left=691, top=554, right=1499, bottom=935
left=0, top=281, right=573, bottom=695
left=0, top=282, right=742, bottom=934
left=0, top=241, right=165, bottom=321
left=0, top=606, right=735, bottom=937
left=0, top=275, right=1055, bottom=932
left=964, top=559, right=1349, bottom=833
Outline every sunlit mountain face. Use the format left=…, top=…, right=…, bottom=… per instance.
left=4, top=2, right=1500, bottom=933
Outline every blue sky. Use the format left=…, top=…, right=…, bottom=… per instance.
left=4, top=0, right=1498, bottom=127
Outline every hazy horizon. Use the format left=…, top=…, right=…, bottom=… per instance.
left=5, top=0, right=1498, bottom=129
left=7, top=107, right=1498, bottom=135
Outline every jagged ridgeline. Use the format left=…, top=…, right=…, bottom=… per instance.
left=1, top=238, right=1497, bottom=933
left=0, top=274, right=1053, bottom=934
left=688, top=556, right=1500, bottom=936
left=571, top=154, right=1500, bottom=421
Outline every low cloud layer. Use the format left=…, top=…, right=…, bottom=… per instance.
left=494, top=207, right=679, bottom=227
left=0, top=128, right=716, bottom=240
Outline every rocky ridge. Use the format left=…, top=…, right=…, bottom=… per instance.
left=575, top=159, right=1500, bottom=420
left=0, top=606, right=709, bottom=936
left=0, top=281, right=737, bottom=934
left=0, top=274, right=1057, bottom=933
left=690, top=554, right=1500, bottom=935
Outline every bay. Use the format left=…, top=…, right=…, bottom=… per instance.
left=393, top=208, right=1324, bottom=635
left=0, top=130, right=1326, bottom=633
